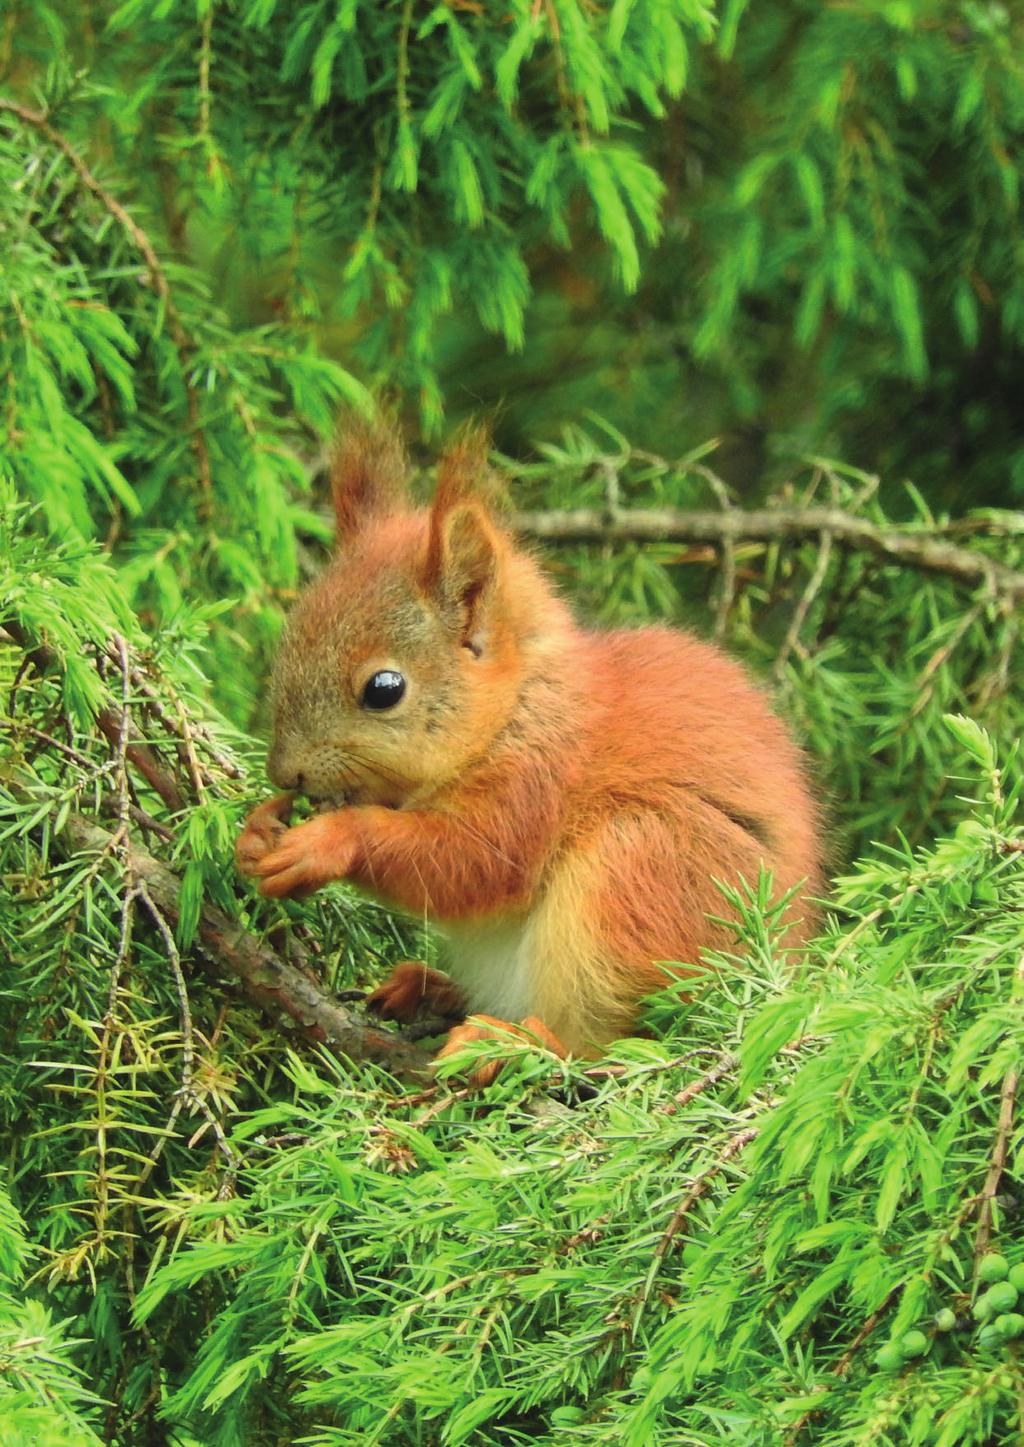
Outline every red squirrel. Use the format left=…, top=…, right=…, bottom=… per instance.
left=236, top=422, right=823, bottom=1082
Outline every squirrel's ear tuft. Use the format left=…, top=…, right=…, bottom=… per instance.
left=331, top=418, right=408, bottom=541
left=431, top=425, right=494, bottom=514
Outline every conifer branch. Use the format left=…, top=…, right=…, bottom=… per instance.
left=135, top=878, right=238, bottom=1188
left=5, top=615, right=431, bottom=1076
left=785, top=1285, right=904, bottom=1442
left=1, top=620, right=186, bottom=812
left=62, top=813, right=432, bottom=1078
left=0, top=95, right=213, bottom=502
left=632, top=1124, right=759, bottom=1339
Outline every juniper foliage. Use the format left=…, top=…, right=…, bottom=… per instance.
left=0, top=1186, right=104, bottom=1446
left=3, top=1, right=1024, bottom=1443
left=1, top=0, right=716, bottom=720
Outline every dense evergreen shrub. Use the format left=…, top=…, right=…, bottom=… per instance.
left=3, top=2, right=1024, bottom=1442
left=130, top=753, right=1024, bottom=1444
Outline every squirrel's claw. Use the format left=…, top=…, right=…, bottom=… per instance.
left=235, top=793, right=295, bottom=877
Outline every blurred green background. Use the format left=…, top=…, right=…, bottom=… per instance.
left=8, top=0, right=1024, bottom=502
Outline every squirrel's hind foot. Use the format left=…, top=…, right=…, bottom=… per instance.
left=433, top=1014, right=568, bottom=1089
left=365, top=961, right=466, bottom=1024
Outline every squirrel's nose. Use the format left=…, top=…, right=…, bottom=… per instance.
left=267, top=749, right=302, bottom=792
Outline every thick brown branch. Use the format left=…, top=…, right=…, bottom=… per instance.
left=63, top=814, right=431, bottom=1078
left=509, top=505, right=1024, bottom=599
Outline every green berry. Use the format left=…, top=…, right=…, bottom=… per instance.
left=986, top=1281, right=1019, bottom=1313
left=974, top=1293, right=996, bottom=1321
left=873, top=1343, right=904, bottom=1372
left=975, top=1282, right=1019, bottom=1319
left=977, top=1322, right=1003, bottom=1350
left=900, top=1330, right=929, bottom=1358
left=1007, top=1264, right=1024, bottom=1293
left=934, top=1308, right=957, bottom=1332
left=979, top=1253, right=1009, bottom=1283
left=995, top=1313, right=1024, bottom=1340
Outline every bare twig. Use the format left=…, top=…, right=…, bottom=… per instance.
left=135, top=879, right=238, bottom=1192
left=696, top=468, right=738, bottom=638
left=974, top=1067, right=1019, bottom=1268
left=774, top=530, right=834, bottom=679
left=509, top=503, right=1024, bottom=600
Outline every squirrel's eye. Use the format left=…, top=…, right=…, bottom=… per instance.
left=361, top=670, right=407, bottom=711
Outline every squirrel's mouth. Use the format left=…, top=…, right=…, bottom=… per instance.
left=313, top=792, right=349, bottom=813
left=310, top=786, right=404, bottom=812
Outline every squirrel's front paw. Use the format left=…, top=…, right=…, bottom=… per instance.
left=236, top=793, right=294, bottom=877
left=249, top=812, right=357, bottom=899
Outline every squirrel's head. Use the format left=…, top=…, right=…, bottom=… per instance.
left=267, top=420, right=566, bottom=809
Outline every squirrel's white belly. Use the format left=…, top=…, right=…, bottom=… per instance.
left=442, top=912, right=535, bottom=1021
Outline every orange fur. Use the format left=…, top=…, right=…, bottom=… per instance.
left=237, top=419, right=824, bottom=1074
